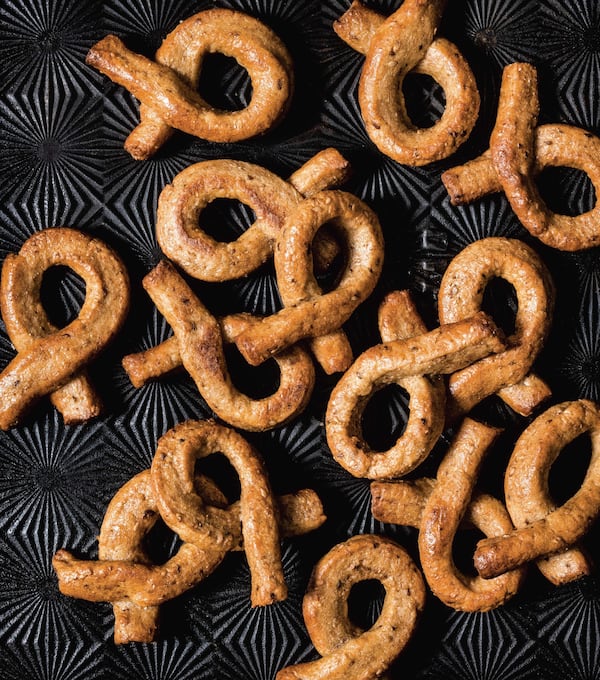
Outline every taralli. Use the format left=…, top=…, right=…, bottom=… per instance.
left=156, top=148, right=351, bottom=283
left=123, top=260, right=315, bottom=431
left=325, top=308, right=506, bottom=479
left=371, top=478, right=526, bottom=606
left=276, top=534, right=426, bottom=680
left=417, top=418, right=525, bottom=611
left=438, top=237, right=554, bottom=420
left=53, top=470, right=228, bottom=643
left=372, top=477, right=511, bottom=533
left=442, top=62, right=600, bottom=251
left=54, top=460, right=325, bottom=642
left=326, top=290, right=446, bottom=479
left=502, top=400, right=594, bottom=586
left=233, top=189, right=384, bottom=373
left=86, top=8, right=293, bottom=158
left=474, top=400, right=600, bottom=580
left=0, top=227, right=129, bottom=429
left=152, top=420, right=295, bottom=606
left=334, top=0, right=479, bottom=165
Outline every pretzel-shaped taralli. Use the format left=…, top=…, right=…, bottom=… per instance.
left=438, top=237, right=554, bottom=420
left=53, top=470, right=228, bottom=643
left=125, top=260, right=315, bottom=431
left=324, top=290, right=445, bottom=479
left=371, top=478, right=526, bottom=602
left=333, top=0, right=480, bottom=166
left=54, top=460, right=325, bottom=642
left=0, top=228, right=129, bottom=429
left=86, top=8, right=293, bottom=158
left=325, top=310, right=506, bottom=479
left=442, top=62, right=600, bottom=251
left=233, top=189, right=384, bottom=373
left=501, top=400, right=594, bottom=586
left=151, top=420, right=287, bottom=606
left=156, top=149, right=351, bottom=283
left=417, top=418, right=525, bottom=611
left=276, top=534, right=426, bottom=680
left=474, top=400, right=600, bottom=581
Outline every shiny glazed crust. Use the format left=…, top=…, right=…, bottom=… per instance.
left=234, top=189, right=384, bottom=373
left=334, top=0, right=480, bottom=165
left=442, top=62, right=600, bottom=250
left=135, top=260, right=316, bottom=431
left=474, top=400, right=600, bottom=580
left=86, top=8, right=294, bottom=158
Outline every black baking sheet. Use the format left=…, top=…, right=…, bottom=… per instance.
left=1, top=0, right=600, bottom=678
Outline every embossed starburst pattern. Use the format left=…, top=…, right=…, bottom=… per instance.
left=0, top=0, right=600, bottom=678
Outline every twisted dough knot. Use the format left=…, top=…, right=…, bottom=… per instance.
left=53, top=420, right=326, bottom=642
left=372, top=419, right=526, bottom=612
left=233, top=189, right=384, bottom=374
left=122, top=260, right=316, bottom=432
left=276, top=534, right=426, bottom=680
left=54, top=470, right=228, bottom=644
left=154, top=149, right=355, bottom=375
left=442, top=62, right=600, bottom=250
left=151, top=420, right=327, bottom=606
left=86, top=8, right=293, bottom=159
left=334, top=0, right=480, bottom=165
left=325, top=289, right=506, bottom=479
left=0, top=227, right=129, bottom=429
left=156, top=148, right=351, bottom=282
left=438, top=237, right=554, bottom=421
left=474, top=400, right=600, bottom=581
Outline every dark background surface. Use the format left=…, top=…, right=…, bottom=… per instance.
left=1, top=0, right=600, bottom=677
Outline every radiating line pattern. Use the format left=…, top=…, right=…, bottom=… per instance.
left=0, top=91, right=104, bottom=230
left=539, top=0, right=600, bottom=130
left=105, top=638, right=215, bottom=680
left=0, top=639, right=105, bottom=680
left=0, top=530, right=112, bottom=644
left=459, top=0, right=541, bottom=67
left=0, top=0, right=598, bottom=678
left=0, top=413, right=119, bottom=545
left=210, top=544, right=313, bottom=679
left=533, top=578, right=600, bottom=680
left=424, top=606, right=538, bottom=679
left=556, top=308, right=600, bottom=402
left=0, top=0, right=102, bottom=95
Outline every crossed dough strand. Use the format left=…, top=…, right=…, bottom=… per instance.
left=0, top=227, right=129, bottom=429
left=86, top=8, right=293, bottom=158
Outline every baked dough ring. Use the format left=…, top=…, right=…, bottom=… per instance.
left=371, top=478, right=526, bottom=609
left=234, top=189, right=384, bottom=373
left=0, top=227, right=129, bottom=429
left=276, top=534, right=426, bottom=680
left=438, top=237, right=554, bottom=420
left=151, top=420, right=286, bottom=606
left=325, top=310, right=505, bottom=479
left=54, top=465, right=325, bottom=642
left=417, top=418, right=525, bottom=611
left=156, top=149, right=351, bottom=282
left=474, top=400, right=600, bottom=580
left=334, top=0, right=479, bottom=165
left=325, top=290, right=445, bottom=479
left=86, top=8, right=293, bottom=158
left=442, top=62, right=600, bottom=251
left=129, top=260, right=315, bottom=431
left=53, top=470, right=228, bottom=643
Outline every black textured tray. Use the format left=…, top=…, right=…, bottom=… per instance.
left=1, top=0, right=600, bottom=678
